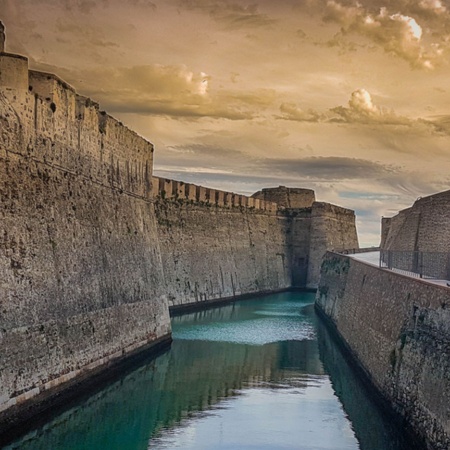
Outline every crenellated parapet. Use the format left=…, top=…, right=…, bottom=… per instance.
left=151, top=176, right=278, bottom=213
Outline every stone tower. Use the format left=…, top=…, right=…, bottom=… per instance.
left=0, top=21, right=5, bottom=53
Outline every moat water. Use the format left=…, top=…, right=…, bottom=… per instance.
left=4, top=292, right=412, bottom=450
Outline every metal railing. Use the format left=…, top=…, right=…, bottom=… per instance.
left=379, top=250, right=450, bottom=280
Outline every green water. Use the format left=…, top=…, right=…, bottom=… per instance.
left=4, top=292, right=412, bottom=450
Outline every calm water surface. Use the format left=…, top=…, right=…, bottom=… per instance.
left=4, top=292, right=411, bottom=450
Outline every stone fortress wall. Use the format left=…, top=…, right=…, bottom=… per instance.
left=0, top=26, right=358, bottom=434
left=317, top=190, right=450, bottom=449
left=381, top=189, right=450, bottom=252
left=316, top=252, right=450, bottom=450
left=151, top=176, right=359, bottom=300
left=0, top=47, right=171, bottom=426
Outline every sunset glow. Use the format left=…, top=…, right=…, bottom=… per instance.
left=2, top=0, right=450, bottom=245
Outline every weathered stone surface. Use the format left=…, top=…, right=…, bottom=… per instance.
left=306, top=202, right=359, bottom=288
left=0, top=55, right=170, bottom=419
left=0, top=40, right=359, bottom=426
left=150, top=190, right=358, bottom=296
left=252, top=186, right=315, bottom=209
left=316, top=252, right=450, bottom=450
left=382, top=189, right=450, bottom=252
left=154, top=200, right=292, bottom=307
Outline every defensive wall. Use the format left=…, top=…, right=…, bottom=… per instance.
left=0, top=48, right=171, bottom=430
left=381, top=189, right=450, bottom=252
left=150, top=176, right=358, bottom=305
left=0, top=28, right=358, bottom=436
left=316, top=252, right=450, bottom=449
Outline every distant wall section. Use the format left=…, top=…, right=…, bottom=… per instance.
left=153, top=193, right=291, bottom=308
left=252, top=186, right=315, bottom=209
left=306, top=203, right=359, bottom=288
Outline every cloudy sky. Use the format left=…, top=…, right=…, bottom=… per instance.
left=2, top=0, right=450, bottom=245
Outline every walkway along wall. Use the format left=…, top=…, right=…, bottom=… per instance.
left=316, top=252, right=450, bottom=450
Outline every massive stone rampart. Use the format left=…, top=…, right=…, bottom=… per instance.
left=154, top=199, right=291, bottom=308
left=381, top=189, right=450, bottom=252
left=0, top=52, right=171, bottom=423
left=0, top=36, right=358, bottom=432
left=316, top=252, right=450, bottom=450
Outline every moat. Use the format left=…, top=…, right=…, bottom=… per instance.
left=4, top=292, right=411, bottom=450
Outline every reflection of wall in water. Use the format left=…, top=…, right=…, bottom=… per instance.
left=277, top=340, right=323, bottom=375
left=11, top=335, right=320, bottom=450
left=172, top=302, right=244, bottom=325
left=317, top=252, right=450, bottom=450
left=316, top=320, right=415, bottom=450
left=10, top=354, right=171, bottom=450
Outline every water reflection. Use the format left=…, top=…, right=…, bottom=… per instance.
left=316, top=318, right=416, bottom=450
left=4, top=292, right=411, bottom=450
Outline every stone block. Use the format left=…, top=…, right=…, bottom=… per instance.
left=186, top=184, right=197, bottom=201
left=161, top=179, right=174, bottom=199
left=216, top=191, right=225, bottom=207
left=151, top=177, right=160, bottom=198
left=196, top=186, right=207, bottom=202
left=175, top=181, right=186, bottom=198
left=206, top=189, right=216, bottom=204
left=224, top=192, right=233, bottom=207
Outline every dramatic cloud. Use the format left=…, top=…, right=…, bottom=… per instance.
left=278, top=89, right=412, bottom=126
left=36, top=63, right=278, bottom=120
left=323, top=0, right=446, bottom=68
left=3, top=0, right=450, bottom=245
left=261, top=156, right=397, bottom=180
left=173, top=0, right=276, bottom=29
left=277, top=103, right=325, bottom=123
left=330, top=89, right=412, bottom=125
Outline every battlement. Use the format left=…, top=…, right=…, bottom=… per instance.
left=151, top=176, right=278, bottom=213
left=0, top=52, right=29, bottom=97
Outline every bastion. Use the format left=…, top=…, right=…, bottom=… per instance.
left=0, top=22, right=358, bottom=438
left=316, top=190, right=450, bottom=449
